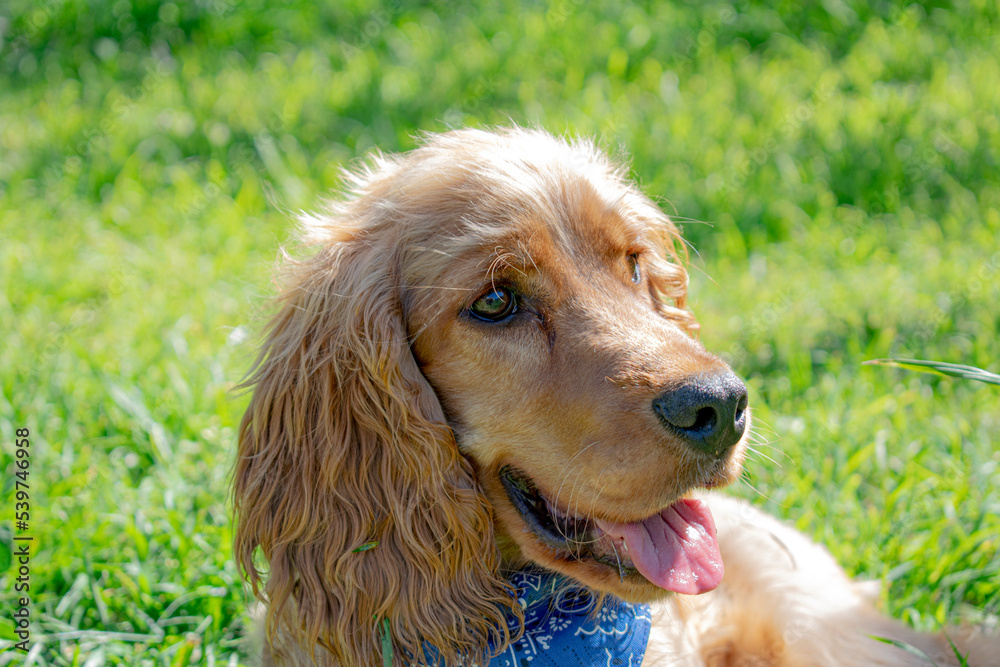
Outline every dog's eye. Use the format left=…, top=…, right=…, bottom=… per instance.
left=628, top=253, right=641, bottom=284
left=470, top=286, right=517, bottom=322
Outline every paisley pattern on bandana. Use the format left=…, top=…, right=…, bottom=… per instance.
left=423, top=569, right=651, bottom=666
left=486, top=569, right=651, bottom=666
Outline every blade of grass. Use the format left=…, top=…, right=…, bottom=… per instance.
left=868, top=635, right=937, bottom=664
left=381, top=618, right=393, bottom=667
left=943, top=630, right=970, bottom=667
left=863, top=359, right=1000, bottom=385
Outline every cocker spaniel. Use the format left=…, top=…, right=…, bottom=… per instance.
left=233, top=127, right=993, bottom=666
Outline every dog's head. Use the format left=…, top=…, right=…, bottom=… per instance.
left=233, top=127, right=749, bottom=665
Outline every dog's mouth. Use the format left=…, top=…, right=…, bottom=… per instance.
left=499, top=466, right=724, bottom=595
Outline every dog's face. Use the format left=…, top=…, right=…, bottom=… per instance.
left=402, top=136, right=750, bottom=603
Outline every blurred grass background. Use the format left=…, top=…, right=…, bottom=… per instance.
left=1, top=0, right=998, bottom=663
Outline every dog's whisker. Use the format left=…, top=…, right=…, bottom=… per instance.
left=494, top=248, right=523, bottom=273
left=407, top=285, right=474, bottom=291
left=745, top=447, right=780, bottom=468
left=407, top=245, right=460, bottom=259
left=748, top=417, right=780, bottom=438
left=486, top=248, right=527, bottom=282
left=566, top=462, right=593, bottom=544
left=747, top=425, right=772, bottom=438
left=747, top=425, right=778, bottom=441
left=610, top=539, right=625, bottom=582
left=551, top=442, right=607, bottom=546
left=554, top=441, right=602, bottom=502
left=680, top=229, right=708, bottom=262
left=552, top=457, right=584, bottom=543
left=406, top=290, right=459, bottom=345
left=736, top=474, right=787, bottom=510
left=748, top=440, right=781, bottom=454
left=567, top=466, right=615, bottom=548
left=746, top=433, right=779, bottom=450
left=749, top=447, right=788, bottom=464
left=666, top=215, right=712, bottom=225
left=738, top=471, right=765, bottom=499
left=516, top=238, right=540, bottom=276
left=746, top=426, right=780, bottom=445
left=648, top=193, right=681, bottom=217
left=407, top=323, right=432, bottom=346
left=744, top=440, right=783, bottom=465
left=744, top=435, right=792, bottom=465
left=691, top=265, right=714, bottom=284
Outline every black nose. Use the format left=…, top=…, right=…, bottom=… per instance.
left=652, top=371, right=748, bottom=456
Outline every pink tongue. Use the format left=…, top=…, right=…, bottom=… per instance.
left=594, top=498, right=723, bottom=595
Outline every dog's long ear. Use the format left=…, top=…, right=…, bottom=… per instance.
left=233, top=223, right=518, bottom=665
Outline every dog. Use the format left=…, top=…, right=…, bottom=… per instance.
left=232, top=127, right=994, bottom=665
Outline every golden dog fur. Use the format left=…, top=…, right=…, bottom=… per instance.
left=233, top=127, right=994, bottom=666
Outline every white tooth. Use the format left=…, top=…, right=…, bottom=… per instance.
left=622, top=541, right=629, bottom=552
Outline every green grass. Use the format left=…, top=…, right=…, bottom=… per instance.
left=1, top=0, right=998, bottom=663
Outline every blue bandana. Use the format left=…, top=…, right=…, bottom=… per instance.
left=486, top=569, right=651, bottom=666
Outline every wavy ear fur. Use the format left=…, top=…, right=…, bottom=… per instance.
left=620, top=189, right=697, bottom=335
left=576, top=135, right=697, bottom=335
left=233, top=214, right=518, bottom=665
left=642, top=211, right=698, bottom=335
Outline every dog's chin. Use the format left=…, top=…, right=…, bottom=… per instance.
left=491, top=465, right=736, bottom=603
